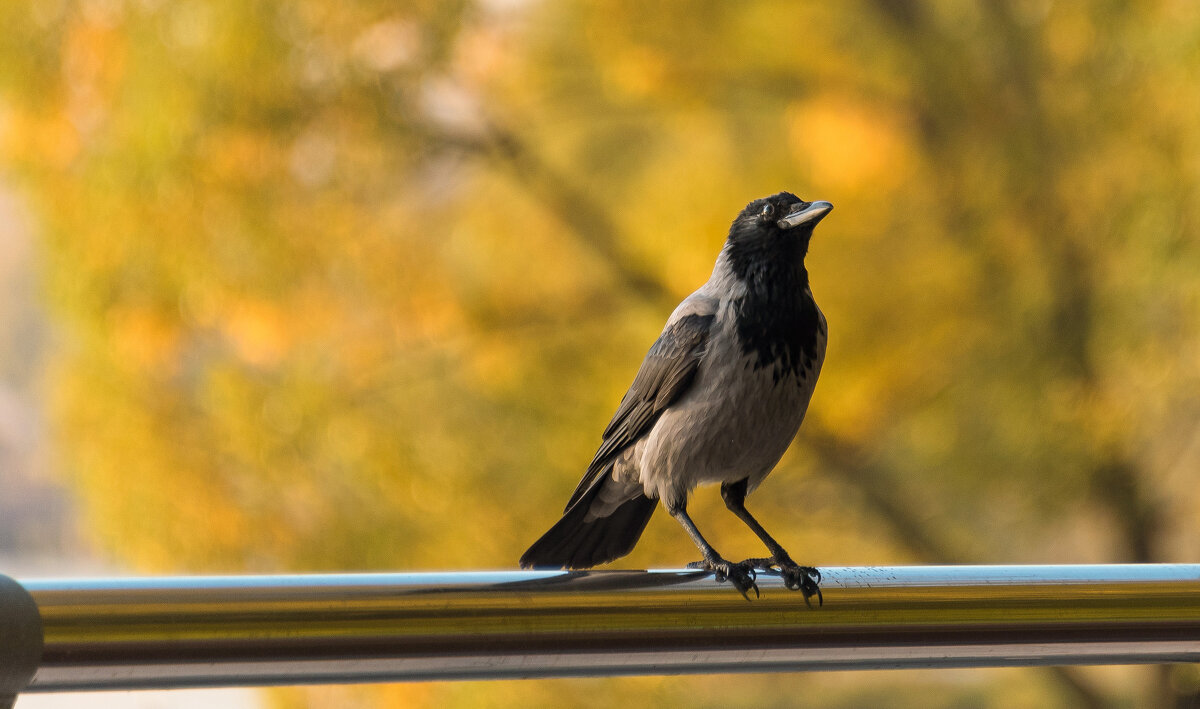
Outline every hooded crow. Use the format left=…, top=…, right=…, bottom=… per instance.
left=520, top=192, right=832, bottom=603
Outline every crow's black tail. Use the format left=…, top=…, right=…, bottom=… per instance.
left=519, top=482, right=657, bottom=570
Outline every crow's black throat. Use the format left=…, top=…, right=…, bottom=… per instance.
left=727, top=237, right=823, bottom=383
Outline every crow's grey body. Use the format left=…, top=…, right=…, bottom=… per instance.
left=593, top=270, right=826, bottom=516
left=521, top=192, right=832, bottom=601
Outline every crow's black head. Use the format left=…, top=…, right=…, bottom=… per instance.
left=725, top=192, right=832, bottom=283
left=727, top=192, right=833, bottom=253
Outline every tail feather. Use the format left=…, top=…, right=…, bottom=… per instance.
left=520, top=482, right=657, bottom=569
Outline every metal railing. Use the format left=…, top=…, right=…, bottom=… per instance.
left=2, top=565, right=1199, bottom=704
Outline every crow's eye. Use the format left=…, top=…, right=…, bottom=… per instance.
left=759, top=203, right=775, bottom=221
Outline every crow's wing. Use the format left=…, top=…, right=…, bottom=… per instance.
left=564, top=310, right=715, bottom=511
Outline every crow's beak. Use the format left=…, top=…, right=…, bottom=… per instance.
left=777, top=200, right=833, bottom=230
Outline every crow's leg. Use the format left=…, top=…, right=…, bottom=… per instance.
left=721, top=479, right=822, bottom=607
left=667, top=502, right=758, bottom=600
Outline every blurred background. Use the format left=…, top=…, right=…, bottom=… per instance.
left=2, top=0, right=1200, bottom=706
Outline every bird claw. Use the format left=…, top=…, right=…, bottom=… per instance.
left=739, top=556, right=823, bottom=607
left=687, top=558, right=759, bottom=600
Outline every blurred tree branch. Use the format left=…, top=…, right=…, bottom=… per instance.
left=864, top=4, right=1169, bottom=704
left=424, top=121, right=676, bottom=309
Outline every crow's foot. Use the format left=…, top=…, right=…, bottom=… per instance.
left=740, top=556, right=823, bottom=607
left=687, top=558, right=759, bottom=600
